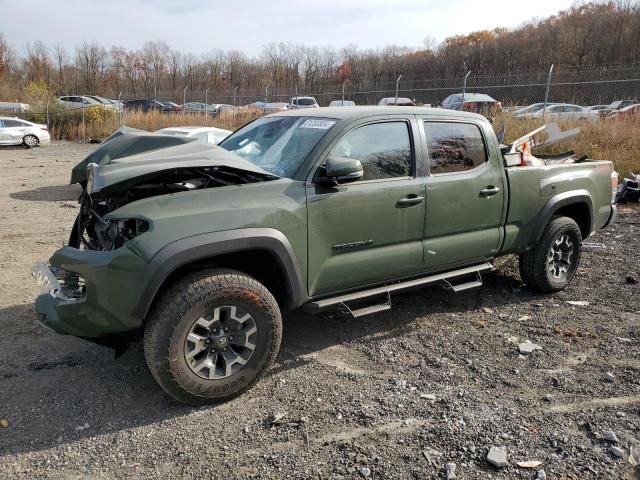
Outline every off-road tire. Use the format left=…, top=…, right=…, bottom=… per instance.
left=519, top=215, right=582, bottom=293
left=144, top=268, right=282, bottom=405
left=23, top=134, right=38, bottom=149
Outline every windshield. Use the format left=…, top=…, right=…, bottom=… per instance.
left=219, top=116, right=337, bottom=178
left=294, top=98, right=316, bottom=106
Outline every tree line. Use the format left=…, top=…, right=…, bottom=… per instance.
left=1, top=1, right=639, bottom=104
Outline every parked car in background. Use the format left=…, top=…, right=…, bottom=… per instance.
left=329, top=100, right=356, bottom=107
left=513, top=103, right=557, bottom=117
left=378, top=97, right=416, bottom=106
left=0, top=102, right=31, bottom=113
left=124, top=99, right=173, bottom=112
left=0, top=117, right=50, bottom=147
left=586, top=105, right=614, bottom=117
left=440, top=93, right=502, bottom=114
left=530, top=103, right=598, bottom=120
left=609, top=103, right=640, bottom=119
left=58, top=95, right=108, bottom=110
left=210, top=104, right=237, bottom=115
left=182, top=102, right=217, bottom=115
left=85, top=95, right=122, bottom=111
left=158, top=100, right=182, bottom=111
left=155, top=126, right=232, bottom=145
left=289, top=96, right=319, bottom=109
left=607, top=100, right=637, bottom=111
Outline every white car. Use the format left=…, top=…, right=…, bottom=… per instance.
left=530, top=104, right=598, bottom=120
left=289, top=96, right=319, bottom=109
left=155, top=126, right=232, bottom=145
left=57, top=95, right=113, bottom=111
left=0, top=117, right=50, bottom=147
left=329, top=100, right=356, bottom=107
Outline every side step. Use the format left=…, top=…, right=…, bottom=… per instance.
left=304, top=262, right=492, bottom=314
left=341, top=293, right=392, bottom=318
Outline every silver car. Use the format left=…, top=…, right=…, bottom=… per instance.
left=0, top=117, right=51, bottom=147
left=155, top=126, right=232, bottom=145
left=58, top=95, right=114, bottom=111
left=530, top=104, right=598, bottom=120
left=329, top=100, right=356, bottom=107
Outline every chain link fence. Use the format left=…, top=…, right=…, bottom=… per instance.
left=139, top=64, right=640, bottom=108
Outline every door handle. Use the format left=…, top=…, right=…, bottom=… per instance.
left=396, top=195, right=425, bottom=207
left=480, top=186, right=500, bottom=197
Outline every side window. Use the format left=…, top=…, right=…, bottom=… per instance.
left=330, top=122, right=412, bottom=181
left=3, top=119, right=22, bottom=127
left=425, top=122, right=488, bottom=174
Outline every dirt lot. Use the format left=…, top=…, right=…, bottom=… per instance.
left=0, top=142, right=639, bottom=480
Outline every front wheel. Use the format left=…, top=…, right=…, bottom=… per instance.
left=144, top=269, right=282, bottom=405
left=519, top=216, right=582, bottom=293
left=23, top=134, right=39, bottom=148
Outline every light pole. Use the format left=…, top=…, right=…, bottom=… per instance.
left=395, top=74, right=402, bottom=105
left=462, top=71, right=471, bottom=106
left=233, top=85, right=239, bottom=107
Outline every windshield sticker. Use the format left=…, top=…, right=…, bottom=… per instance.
left=299, top=119, right=336, bottom=130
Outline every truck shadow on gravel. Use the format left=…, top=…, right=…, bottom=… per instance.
left=0, top=269, right=537, bottom=457
left=10, top=184, right=82, bottom=202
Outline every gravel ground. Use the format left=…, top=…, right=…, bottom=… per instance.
left=0, top=142, right=639, bottom=479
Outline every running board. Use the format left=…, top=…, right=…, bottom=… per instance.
left=341, top=292, right=392, bottom=318
left=304, top=263, right=493, bottom=314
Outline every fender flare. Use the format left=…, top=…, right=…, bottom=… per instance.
left=131, top=228, right=307, bottom=319
left=529, top=189, right=594, bottom=248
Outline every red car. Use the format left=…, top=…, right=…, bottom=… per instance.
left=609, top=103, right=640, bottom=118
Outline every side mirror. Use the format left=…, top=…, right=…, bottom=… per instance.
left=503, top=151, right=523, bottom=167
left=322, top=156, right=363, bottom=184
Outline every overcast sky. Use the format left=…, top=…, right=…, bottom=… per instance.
left=1, top=0, right=576, bottom=56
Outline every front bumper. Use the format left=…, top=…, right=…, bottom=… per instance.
left=33, top=246, right=149, bottom=337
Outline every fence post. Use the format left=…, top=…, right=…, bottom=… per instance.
left=342, top=79, right=350, bottom=105
left=204, top=87, right=209, bottom=119
left=46, top=101, right=49, bottom=126
left=264, top=80, right=273, bottom=103
left=542, top=64, right=554, bottom=124
left=118, top=92, right=122, bottom=125
left=81, top=101, right=85, bottom=140
left=183, top=86, right=187, bottom=117
left=395, top=75, right=402, bottom=105
left=462, top=71, right=471, bottom=106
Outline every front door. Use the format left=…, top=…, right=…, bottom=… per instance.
left=421, top=120, right=506, bottom=271
left=307, top=119, right=426, bottom=297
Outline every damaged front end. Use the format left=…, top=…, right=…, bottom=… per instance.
left=33, top=128, right=279, bottom=345
left=66, top=128, right=278, bottom=251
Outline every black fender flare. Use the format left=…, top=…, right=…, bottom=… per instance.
left=528, top=189, right=594, bottom=248
left=131, top=228, right=307, bottom=319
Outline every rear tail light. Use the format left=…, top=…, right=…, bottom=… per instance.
left=496, top=102, right=502, bottom=110
left=463, top=102, right=478, bottom=111
left=611, top=171, right=619, bottom=204
left=40, top=126, right=49, bottom=132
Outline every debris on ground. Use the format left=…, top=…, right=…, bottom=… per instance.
left=487, top=446, right=508, bottom=467
left=516, top=460, right=543, bottom=468
left=0, top=419, right=8, bottom=428
left=566, top=300, right=590, bottom=306
left=604, top=372, right=616, bottom=382
left=610, top=446, right=626, bottom=458
left=518, top=340, right=540, bottom=354
left=603, top=430, right=619, bottom=443
left=444, top=462, right=456, bottom=479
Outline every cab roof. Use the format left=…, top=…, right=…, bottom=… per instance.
left=269, top=106, right=486, bottom=122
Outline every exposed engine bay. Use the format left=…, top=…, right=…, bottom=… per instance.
left=69, top=165, right=274, bottom=250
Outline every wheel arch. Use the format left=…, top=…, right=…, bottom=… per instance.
left=132, top=228, right=307, bottom=321
left=529, top=190, right=593, bottom=248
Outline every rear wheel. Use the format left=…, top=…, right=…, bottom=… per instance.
left=144, top=269, right=282, bottom=405
left=519, top=216, right=582, bottom=293
left=23, top=134, right=38, bottom=149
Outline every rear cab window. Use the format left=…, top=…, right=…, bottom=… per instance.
left=424, top=122, right=488, bottom=174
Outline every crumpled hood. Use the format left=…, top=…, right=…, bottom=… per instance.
left=70, top=127, right=277, bottom=193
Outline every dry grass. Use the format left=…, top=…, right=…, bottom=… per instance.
left=495, top=114, right=640, bottom=177
left=50, top=109, right=263, bottom=142
left=47, top=108, right=639, bottom=177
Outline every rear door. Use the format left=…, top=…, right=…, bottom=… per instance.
left=421, top=119, right=506, bottom=271
left=306, top=117, right=426, bottom=297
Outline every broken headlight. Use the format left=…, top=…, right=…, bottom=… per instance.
left=97, top=218, right=150, bottom=250
left=33, top=263, right=86, bottom=301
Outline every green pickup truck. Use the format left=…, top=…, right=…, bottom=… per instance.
left=33, top=107, right=617, bottom=404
